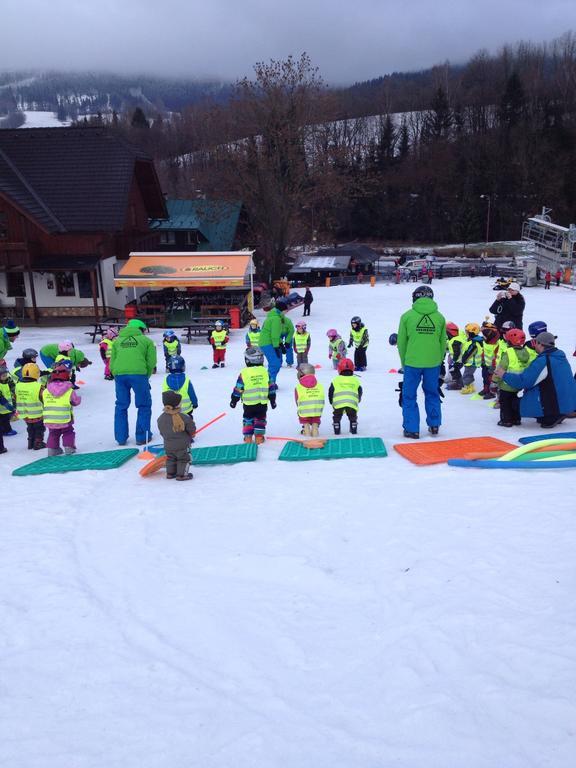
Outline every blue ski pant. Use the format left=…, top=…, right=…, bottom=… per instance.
left=284, top=343, right=294, bottom=366
left=261, top=344, right=282, bottom=383
left=402, top=365, right=442, bottom=434
left=114, top=374, right=152, bottom=444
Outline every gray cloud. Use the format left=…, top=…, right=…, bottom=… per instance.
left=2, top=0, right=575, bottom=83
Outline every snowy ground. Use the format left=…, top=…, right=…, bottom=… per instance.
left=1, top=277, right=576, bottom=768
left=20, top=110, right=70, bottom=128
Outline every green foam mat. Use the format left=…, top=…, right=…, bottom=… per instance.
left=279, top=437, right=387, bottom=462
left=191, top=442, right=257, bottom=465
left=13, top=448, right=139, bottom=477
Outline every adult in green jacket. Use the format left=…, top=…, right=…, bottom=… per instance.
left=0, top=320, right=20, bottom=360
left=258, top=299, right=294, bottom=383
left=110, top=320, right=157, bottom=445
left=397, top=286, right=446, bottom=438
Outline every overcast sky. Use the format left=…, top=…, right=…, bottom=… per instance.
left=2, top=0, right=575, bottom=83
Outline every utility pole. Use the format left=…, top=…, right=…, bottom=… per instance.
left=480, top=194, right=491, bottom=244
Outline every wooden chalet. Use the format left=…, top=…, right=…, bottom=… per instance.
left=0, top=127, right=167, bottom=322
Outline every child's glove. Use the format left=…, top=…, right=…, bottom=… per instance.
left=395, top=381, right=403, bottom=407
left=229, top=399, right=237, bottom=409
left=347, top=341, right=353, bottom=348
left=279, top=343, right=286, bottom=354
left=270, top=398, right=277, bottom=409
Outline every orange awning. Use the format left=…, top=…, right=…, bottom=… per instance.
left=114, top=251, right=254, bottom=288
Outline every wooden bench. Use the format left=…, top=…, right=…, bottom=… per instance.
left=85, top=321, right=124, bottom=343
left=182, top=321, right=215, bottom=344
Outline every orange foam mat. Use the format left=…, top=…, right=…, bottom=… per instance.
left=394, top=436, right=517, bottom=466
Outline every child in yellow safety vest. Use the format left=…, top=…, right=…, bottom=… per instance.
left=162, top=355, right=198, bottom=436
left=42, top=362, right=81, bottom=456
left=479, top=321, right=503, bottom=400
left=99, top=327, right=118, bottom=380
left=15, top=363, right=46, bottom=450
left=460, top=323, right=483, bottom=394
left=230, top=346, right=276, bottom=444
left=326, top=329, right=346, bottom=370
left=294, top=362, right=325, bottom=436
left=245, top=319, right=261, bottom=348
left=162, top=330, right=181, bottom=372
left=0, top=362, right=16, bottom=453
left=210, top=321, right=229, bottom=368
left=293, top=321, right=311, bottom=366
left=328, top=358, right=363, bottom=434
left=492, top=328, right=537, bottom=427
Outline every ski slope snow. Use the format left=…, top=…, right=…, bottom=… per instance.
left=1, top=277, right=575, bottom=768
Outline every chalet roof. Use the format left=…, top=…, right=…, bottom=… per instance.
left=315, top=244, right=379, bottom=264
left=150, top=198, right=242, bottom=251
left=0, top=127, right=167, bottom=233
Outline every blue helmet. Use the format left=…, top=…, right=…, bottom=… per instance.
left=167, top=355, right=185, bottom=373
left=388, top=333, right=398, bottom=346
left=528, top=320, right=547, bottom=338
left=163, top=329, right=176, bottom=339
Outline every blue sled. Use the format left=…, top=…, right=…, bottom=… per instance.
left=518, top=432, right=576, bottom=445
left=448, top=458, right=576, bottom=469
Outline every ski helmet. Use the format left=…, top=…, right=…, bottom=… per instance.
left=326, top=329, right=338, bottom=338
left=22, top=348, right=39, bottom=360
left=54, top=358, right=73, bottom=371
left=505, top=329, right=526, bottom=346
left=167, top=355, right=185, bottom=373
left=446, top=322, right=459, bottom=338
left=22, top=363, right=40, bottom=380
left=388, top=333, right=398, bottom=346
left=105, top=327, right=118, bottom=340
left=163, top=329, right=176, bottom=339
left=214, top=320, right=224, bottom=329
left=245, top=346, right=264, bottom=366
left=412, top=285, right=434, bottom=301
left=295, top=321, right=307, bottom=331
left=337, top=358, right=355, bottom=374
left=297, top=362, right=315, bottom=377
left=249, top=318, right=259, bottom=328
left=501, top=320, right=515, bottom=331
left=351, top=316, right=362, bottom=326
left=465, top=322, right=481, bottom=336
left=51, top=363, right=71, bottom=381
left=528, top=320, right=547, bottom=338
left=58, top=340, right=74, bottom=352
left=0, top=363, right=8, bottom=376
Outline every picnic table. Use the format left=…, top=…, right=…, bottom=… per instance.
left=85, top=320, right=124, bottom=343
left=182, top=320, right=216, bottom=344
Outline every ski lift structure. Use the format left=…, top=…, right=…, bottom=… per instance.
left=521, top=207, right=576, bottom=284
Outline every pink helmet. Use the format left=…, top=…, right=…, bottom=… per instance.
left=105, top=327, right=118, bottom=340
left=295, top=322, right=307, bottom=331
left=326, top=328, right=338, bottom=338
left=58, top=340, right=74, bottom=352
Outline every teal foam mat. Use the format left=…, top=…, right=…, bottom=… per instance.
left=279, top=437, right=387, bottom=461
left=191, top=442, right=257, bottom=465
left=13, top=448, right=139, bottom=477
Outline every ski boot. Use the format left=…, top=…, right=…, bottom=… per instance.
left=33, top=440, right=46, bottom=450
left=166, top=473, right=177, bottom=480
left=333, top=422, right=341, bottom=435
left=220, top=362, right=225, bottom=368
left=403, top=430, right=419, bottom=439
left=255, top=434, right=265, bottom=445
left=497, top=420, right=513, bottom=428
left=460, top=384, right=475, bottom=394
left=311, top=423, right=319, bottom=437
left=428, top=426, right=439, bottom=436
left=350, top=421, right=358, bottom=435
left=302, top=423, right=312, bottom=437
left=243, top=435, right=254, bottom=443
left=27, top=437, right=34, bottom=450
left=4, top=429, right=17, bottom=437
left=446, top=381, right=463, bottom=390
left=48, top=448, right=64, bottom=456
left=64, top=447, right=76, bottom=455
left=176, top=473, right=193, bottom=481
left=212, top=363, right=219, bottom=369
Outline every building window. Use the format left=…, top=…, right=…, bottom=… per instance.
left=6, top=271, right=26, bottom=297
left=54, top=272, right=76, bottom=297
left=160, top=231, right=176, bottom=244
left=186, top=230, right=199, bottom=246
left=77, top=271, right=99, bottom=299
left=0, top=211, right=7, bottom=240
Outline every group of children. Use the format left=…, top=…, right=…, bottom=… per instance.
left=445, top=318, right=546, bottom=427
left=0, top=343, right=85, bottom=456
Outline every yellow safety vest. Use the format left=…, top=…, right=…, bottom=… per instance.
left=350, top=327, right=368, bottom=347
left=331, top=375, right=361, bottom=411
left=0, top=381, right=13, bottom=415
left=162, top=377, right=193, bottom=414
left=100, top=338, right=114, bottom=359
left=15, top=380, right=43, bottom=420
left=505, top=346, right=536, bottom=372
left=211, top=330, right=227, bottom=350
left=447, top=332, right=466, bottom=361
left=247, top=330, right=260, bottom=346
left=329, top=337, right=343, bottom=358
left=462, top=338, right=482, bottom=367
left=294, top=332, right=310, bottom=353
left=296, top=382, right=325, bottom=417
left=240, top=366, right=269, bottom=406
left=163, top=339, right=179, bottom=355
left=42, top=388, right=73, bottom=425
left=482, top=340, right=500, bottom=368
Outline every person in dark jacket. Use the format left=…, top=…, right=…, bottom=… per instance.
left=489, top=282, right=525, bottom=330
left=157, top=390, right=196, bottom=481
left=495, top=332, right=576, bottom=427
left=303, top=288, right=313, bottom=316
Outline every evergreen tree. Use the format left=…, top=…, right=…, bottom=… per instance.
left=131, top=107, right=150, bottom=129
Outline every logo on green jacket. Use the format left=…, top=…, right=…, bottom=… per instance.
left=416, top=315, right=436, bottom=333
left=121, top=337, right=138, bottom=347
